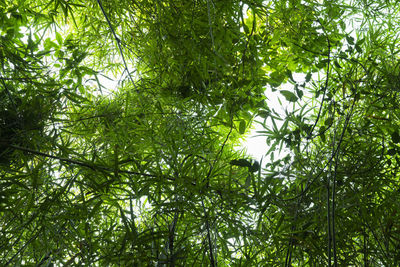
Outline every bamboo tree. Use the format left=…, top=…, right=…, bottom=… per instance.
left=1, top=0, right=400, bottom=265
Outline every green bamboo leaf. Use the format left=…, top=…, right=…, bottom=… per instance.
left=274, top=214, right=285, bottom=233
left=280, top=90, right=298, bottom=102
left=295, top=85, right=303, bottom=99
left=346, top=35, right=355, bottom=45
left=239, top=119, right=246, bottom=134
left=88, top=199, right=103, bottom=218
left=334, top=60, right=342, bottom=69
left=258, top=110, right=270, bottom=119
left=249, top=160, right=260, bottom=173
left=355, top=44, right=362, bottom=53
left=324, top=117, right=333, bottom=126
left=56, top=32, right=63, bottom=45
left=245, top=174, right=251, bottom=189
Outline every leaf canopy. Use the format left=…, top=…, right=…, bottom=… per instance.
left=1, top=0, right=400, bottom=266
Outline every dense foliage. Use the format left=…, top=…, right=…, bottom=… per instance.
left=1, top=0, right=400, bottom=266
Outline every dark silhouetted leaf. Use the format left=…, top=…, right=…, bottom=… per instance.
left=230, top=159, right=252, bottom=168
left=280, top=90, right=298, bottom=102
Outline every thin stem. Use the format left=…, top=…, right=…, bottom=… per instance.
left=206, top=0, right=215, bottom=53
left=7, top=143, right=158, bottom=178
left=327, top=165, right=331, bottom=267
left=201, top=198, right=216, bottom=266
left=96, top=0, right=139, bottom=93
left=332, top=151, right=338, bottom=267
left=307, top=21, right=331, bottom=140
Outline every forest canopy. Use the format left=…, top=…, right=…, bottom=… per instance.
left=1, top=0, right=400, bottom=266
